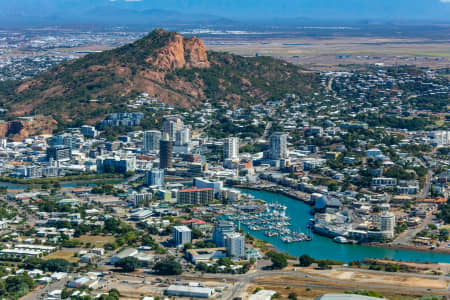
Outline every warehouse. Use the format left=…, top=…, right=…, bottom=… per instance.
left=166, top=285, right=214, bottom=298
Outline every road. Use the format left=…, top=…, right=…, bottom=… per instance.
left=122, top=173, right=144, bottom=185
left=23, top=276, right=71, bottom=300
left=262, top=121, right=272, bottom=140
left=394, top=214, right=434, bottom=245
left=394, top=146, right=438, bottom=245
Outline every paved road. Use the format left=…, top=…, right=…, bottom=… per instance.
left=394, top=214, right=434, bottom=245
left=123, top=173, right=144, bottom=185
left=23, top=276, right=71, bottom=300
left=262, top=121, right=272, bottom=140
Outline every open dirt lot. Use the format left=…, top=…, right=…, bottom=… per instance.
left=43, top=250, right=79, bottom=263
left=316, top=270, right=449, bottom=289
left=78, top=234, right=115, bottom=248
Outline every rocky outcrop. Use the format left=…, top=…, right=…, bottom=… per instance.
left=0, top=116, right=57, bottom=141
left=183, top=37, right=210, bottom=69
left=147, top=33, right=210, bottom=70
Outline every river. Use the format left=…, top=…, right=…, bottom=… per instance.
left=0, top=179, right=124, bottom=190
left=240, top=189, right=450, bottom=263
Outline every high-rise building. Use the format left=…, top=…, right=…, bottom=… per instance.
left=194, top=178, right=223, bottom=196
left=177, top=188, right=213, bottom=205
left=173, top=226, right=192, bottom=246
left=270, top=132, right=288, bottom=159
left=162, top=116, right=183, bottom=141
left=145, top=169, right=164, bottom=186
left=380, top=212, right=395, bottom=234
left=175, top=127, right=191, bottom=146
left=159, top=134, right=173, bottom=169
left=81, top=125, right=98, bottom=138
left=224, top=137, right=239, bottom=160
left=48, top=134, right=78, bottom=150
left=47, top=146, right=72, bottom=162
left=143, top=130, right=161, bottom=152
left=225, top=233, right=245, bottom=258
left=212, top=220, right=235, bottom=247
left=96, top=155, right=136, bottom=174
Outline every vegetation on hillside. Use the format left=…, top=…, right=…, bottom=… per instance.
left=0, top=29, right=317, bottom=130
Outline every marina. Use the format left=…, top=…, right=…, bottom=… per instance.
left=228, top=202, right=312, bottom=243
left=238, top=188, right=450, bottom=263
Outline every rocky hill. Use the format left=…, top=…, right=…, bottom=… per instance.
left=0, top=29, right=317, bottom=128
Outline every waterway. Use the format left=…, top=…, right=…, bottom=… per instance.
left=0, top=179, right=124, bottom=190
left=239, top=189, right=450, bottom=263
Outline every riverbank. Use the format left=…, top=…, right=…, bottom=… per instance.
left=0, top=173, right=127, bottom=186
left=0, top=176, right=127, bottom=191
left=235, top=184, right=314, bottom=205
left=368, top=242, right=450, bottom=255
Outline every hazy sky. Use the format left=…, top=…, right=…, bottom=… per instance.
left=1, top=0, right=450, bottom=22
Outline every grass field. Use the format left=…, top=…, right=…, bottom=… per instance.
left=78, top=234, right=115, bottom=248
left=43, top=250, right=79, bottom=263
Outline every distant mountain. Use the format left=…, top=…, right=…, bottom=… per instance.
left=0, top=1, right=231, bottom=26
left=0, top=30, right=317, bottom=129
left=0, top=0, right=449, bottom=25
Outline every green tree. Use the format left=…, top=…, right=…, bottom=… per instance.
left=299, top=254, right=314, bottom=267
left=318, top=260, right=330, bottom=270
left=153, top=258, right=182, bottom=275
left=41, top=258, right=71, bottom=272
left=115, top=257, right=139, bottom=272
left=288, top=292, right=298, bottom=300
left=5, top=275, right=35, bottom=298
left=268, top=251, right=287, bottom=270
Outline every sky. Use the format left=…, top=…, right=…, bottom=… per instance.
left=1, top=0, right=450, bottom=24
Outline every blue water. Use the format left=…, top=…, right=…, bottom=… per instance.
left=240, top=189, right=450, bottom=263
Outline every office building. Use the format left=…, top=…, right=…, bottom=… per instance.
left=225, top=233, right=245, bottom=258
left=194, top=178, right=223, bottom=196
left=224, top=137, right=239, bottom=160
left=146, top=169, right=164, bottom=186
left=81, top=125, right=98, bottom=138
left=47, top=146, right=72, bottom=162
left=175, top=127, right=191, bottom=146
left=96, top=155, right=136, bottom=174
left=159, top=134, right=173, bottom=169
left=162, top=116, right=183, bottom=141
left=48, top=134, right=81, bottom=150
left=270, top=132, right=288, bottom=159
left=212, top=220, right=236, bottom=247
left=177, top=188, right=214, bottom=205
left=143, top=130, right=161, bottom=152
left=173, top=226, right=192, bottom=246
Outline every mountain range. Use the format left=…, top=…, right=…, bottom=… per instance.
left=1, top=0, right=449, bottom=26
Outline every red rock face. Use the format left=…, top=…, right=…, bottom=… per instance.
left=183, top=37, right=210, bottom=69
left=0, top=116, right=57, bottom=140
left=148, top=34, right=210, bottom=70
